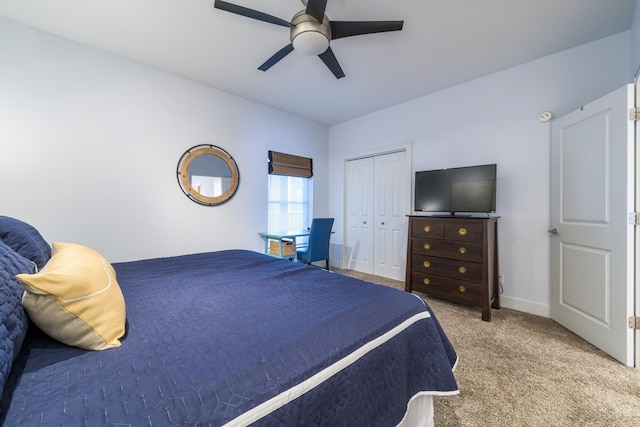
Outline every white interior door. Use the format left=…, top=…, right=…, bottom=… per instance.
left=550, top=85, right=634, bottom=366
left=373, top=152, right=407, bottom=280
left=346, top=156, right=374, bottom=273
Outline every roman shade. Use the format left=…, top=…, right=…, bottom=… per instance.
left=268, top=151, right=313, bottom=178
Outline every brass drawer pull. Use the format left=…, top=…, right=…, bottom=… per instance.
left=458, top=266, right=467, bottom=274
left=423, top=243, right=431, bottom=250
left=459, top=285, right=467, bottom=293
left=459, top=247, right=466, bottom=254
left=423, top=261, right=431, bottom=268
left=423, top=278, right=431, bottom=285
left=423, top=225, right=431, bottom=233
left=458, top=227, right=467, bottom=236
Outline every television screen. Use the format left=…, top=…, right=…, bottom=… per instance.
left=414, top=164, right=496, bottom=213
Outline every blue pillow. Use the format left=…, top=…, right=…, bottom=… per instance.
left=0, top=216, right=50, bottom=271
left=0, top=240, right=35, bottom=397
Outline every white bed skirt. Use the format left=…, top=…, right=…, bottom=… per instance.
left=397, top=394, right=434, bottom=427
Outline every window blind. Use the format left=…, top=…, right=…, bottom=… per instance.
left=268, top=151, right=313, bottom=178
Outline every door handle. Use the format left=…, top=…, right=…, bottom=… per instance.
left=548, top=228, right=559, bottom=235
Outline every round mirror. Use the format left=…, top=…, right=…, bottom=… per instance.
left=177, top=144, right=240, bottom=206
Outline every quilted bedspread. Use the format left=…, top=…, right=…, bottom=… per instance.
left=0, top=250, right=457, bottom=426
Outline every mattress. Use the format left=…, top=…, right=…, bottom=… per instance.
left=1, top=249, right=457, bottom=425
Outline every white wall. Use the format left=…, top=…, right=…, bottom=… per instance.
left=0, top=17, right=329, bottom=263
left=328, top=32, right=631, bottom=316
left=630, top=0, right=640, bottom=77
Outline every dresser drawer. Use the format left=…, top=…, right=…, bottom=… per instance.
left=410, top=271, right=483, bottom=306
left=412, top=254, right=483, bottom=283
left=411, top=218, right=444, bottom=239
left=412, top=238, right=483, bottom=262
left=444, top=222, right=484, bottom=242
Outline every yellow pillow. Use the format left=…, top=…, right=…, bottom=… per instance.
left=16, top=242, right=126, bottom=350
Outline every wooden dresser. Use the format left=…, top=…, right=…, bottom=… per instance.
left=405, top=215, right=500, bottom=321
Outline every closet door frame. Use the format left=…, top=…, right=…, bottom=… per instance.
left=343, top=142, right=412, bottom=279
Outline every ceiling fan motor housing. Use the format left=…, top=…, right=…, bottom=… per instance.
left=290, top=11, right=331, bottom=55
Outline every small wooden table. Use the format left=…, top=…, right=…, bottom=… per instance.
left=259, top=230, right=310, bottom=261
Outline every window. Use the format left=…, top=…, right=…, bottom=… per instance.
left=267, top=151, right=313, bottom=232
left=267, top=175, right=311, bottom=232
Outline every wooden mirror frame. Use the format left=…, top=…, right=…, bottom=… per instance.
left=177, top=144, right=240, bottom=206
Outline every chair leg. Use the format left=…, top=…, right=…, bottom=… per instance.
left=325, top=259, right=329, bottom=270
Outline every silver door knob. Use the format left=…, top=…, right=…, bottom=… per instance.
left=547, top=228, right=559, bottom=235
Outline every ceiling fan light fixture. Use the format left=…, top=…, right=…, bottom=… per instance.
left=293, top=31, right=329, bottom=55
left=290, top=10, right=331, bottom=56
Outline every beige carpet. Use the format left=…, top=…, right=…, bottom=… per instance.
left=333, top=269, right=640, bottom=427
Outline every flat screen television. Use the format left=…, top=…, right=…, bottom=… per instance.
left=414, top=164, right=497, bottom=214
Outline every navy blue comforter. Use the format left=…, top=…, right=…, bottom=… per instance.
left=1, top=250, right=457, bottom=426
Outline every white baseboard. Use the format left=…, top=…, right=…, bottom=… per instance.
left=500, top=296, right=550, bottom=318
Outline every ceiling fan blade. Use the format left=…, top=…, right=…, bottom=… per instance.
left=306, top=0, right=328, bottom=23
left=258, top=44, right=295, bottom=71
left=214, top=0, right=291, bottom=28
left=318, top=47, right=345, bottom=79
left=330, top=20, right=404, bottom=40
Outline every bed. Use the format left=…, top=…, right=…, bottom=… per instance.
left=0, top=216, right=458, bottom=426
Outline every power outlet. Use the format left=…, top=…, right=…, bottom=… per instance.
left=498, top=273, right=505, bottom=285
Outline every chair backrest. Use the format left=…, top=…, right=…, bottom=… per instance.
left=306, top=218, right=334, bottom=262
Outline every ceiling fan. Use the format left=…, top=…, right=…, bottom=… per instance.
left=214, top=0, right=404, bottom=79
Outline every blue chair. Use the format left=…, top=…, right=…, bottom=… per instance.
left=296, top=218, right=334, bottom=270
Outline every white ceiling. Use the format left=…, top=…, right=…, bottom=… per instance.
left=0, top=0, right=636, bottom=125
